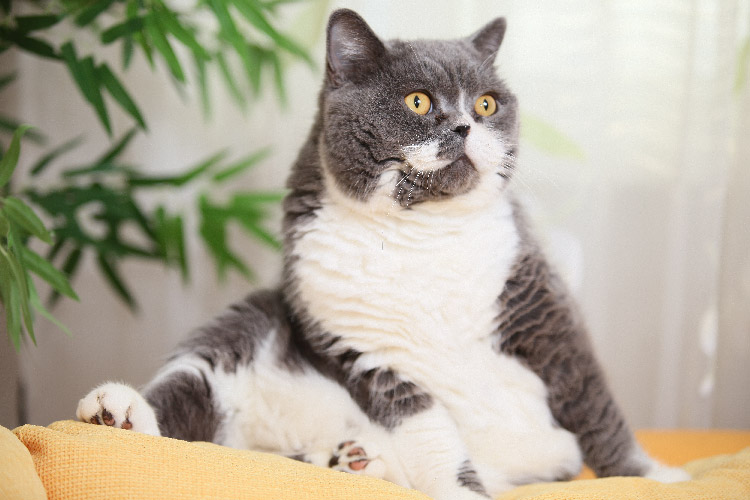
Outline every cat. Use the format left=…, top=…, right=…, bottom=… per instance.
left=76, top=9, right=690, bottom=500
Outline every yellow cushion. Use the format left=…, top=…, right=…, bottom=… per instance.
left=0, top=424, right=47, bottom=500
left=10, top=420, right=750, bottom=500
left=12, top=420, right=429, bottom=500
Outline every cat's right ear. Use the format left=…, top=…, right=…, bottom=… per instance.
left=326, top=9, right=386, bottom=87
left=468, top=17, right=507, bottom=64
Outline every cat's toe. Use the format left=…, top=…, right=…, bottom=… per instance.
left=76, top=382, right=160, bottom=436
left=330, top=440, right=386, bottom=478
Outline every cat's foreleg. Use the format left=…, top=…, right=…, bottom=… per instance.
left=77, top=356, right=222, bottom=442
left=345, top=366, right=495, bottom=500
left=388, top=405, right=501, bottom=499
left=496, top=247, right=690, bottom=483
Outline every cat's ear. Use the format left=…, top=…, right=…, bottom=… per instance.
left=468, top=17, right=507, bottom=63
left=326, top=9, right=386, bottom=86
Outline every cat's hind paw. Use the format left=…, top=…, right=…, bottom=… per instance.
left=76, top=382, right=161, bottom=436
left=329, top=440, right=386, bottom=479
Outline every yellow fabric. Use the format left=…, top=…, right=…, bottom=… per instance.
left=7, top=420, right=750, bottom=500
left=499, top=448, right=750, bottom=500
left=0, top=424, right=47, bottom=500
left=11, top=420, right=429, bottom=500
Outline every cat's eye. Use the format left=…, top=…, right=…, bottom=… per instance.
left=405, top=92, right=432, bottom=115
left=474, top=95, right=497, bottom=117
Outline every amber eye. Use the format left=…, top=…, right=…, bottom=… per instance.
left=474, top=94, right=497, bottom=116
left=405, top=92, right=432, bottom=115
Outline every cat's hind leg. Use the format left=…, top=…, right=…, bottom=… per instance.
left=76, top=381, right=161, bottom=436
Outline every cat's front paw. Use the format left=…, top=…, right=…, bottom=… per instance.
left=76, top=382, right=160, bottom=436
left=329, top=440, right=386, bottom=479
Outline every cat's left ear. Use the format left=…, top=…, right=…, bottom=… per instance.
left=468, top=17, right=507, bottom=63
left=326, top=9, right=386, bottom=87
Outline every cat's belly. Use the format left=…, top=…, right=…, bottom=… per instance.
left=291, top=194, right=582, bottom=486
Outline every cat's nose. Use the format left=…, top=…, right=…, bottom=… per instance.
left=452, top=124, right=470, bottom=138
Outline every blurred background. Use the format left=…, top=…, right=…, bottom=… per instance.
left=1, top=0, right=748, bottom=431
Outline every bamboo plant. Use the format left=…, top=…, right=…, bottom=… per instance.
left=0, top=0, right=315, bottom=350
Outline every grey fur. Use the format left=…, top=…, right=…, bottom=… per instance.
left=145, top=370, right=221, bottom=442
left=171, top=290, right=286, bottom=372
left=347, top=366, right=434, bottom=430
left=457, top=460, right=490, bottom=497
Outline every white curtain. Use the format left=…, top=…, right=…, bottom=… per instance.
left=3, top=0, right=748, bottom=429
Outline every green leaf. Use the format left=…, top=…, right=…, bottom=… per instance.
left=269, top=51, right=286, bottom=104
left=209, top=0, right=261, bottom=95
left=154, top=5, right=210, bottom=61
left=122, top=34, right=135, bottom=69
left=21, top=246, right=79, bottom=300
left=240, top=220, right=281, bottom=250
left=101, top=16, right=145, bottom=44
left=243, top=44, right=263, bottom=95
left=4, top=228, right=35, bottom=345
left=231, top=191, right=285, bottom=205
left=60, top=43, right=112, bottom=136
left=47, top=246, right=84, bottom=307
left=28, top=278, right=72, bottom=337
left=229, top=0, right=311, bottom=63
left=80, top=56, right=112, bottom=135
left=30, top=136, right=83, bottom=176
left=215, top=52, right=246, bottom=107
left=0, top=124, right=33, bottom=188
left=98, top=63, right=147, bottom=129
left=74, top=0, right=117, bottom=27
left=198, top=195, right=253, bottom=281
left=145, top=14, right=185, bottom=82
left=154, top=206, right=188, bottom=280
left=0, top=116, right=46, bottom=143
left=126, top=0, right=154, bottom=68
left=129, top=150, right=228, bottom=187
left=96, top=127, right=137, bottom=165
left=0, top=212, right=8, bottom=237
left=2, top=196, right=53, bottom=244
left=520, top=112, right=586, bottom=161
left=4, top=32, right=60, bottom=60
left=96, top=253, right=136, bottom=310
left=0, top=249, right=21, bottom=350
left=212, top=148, right=271, bottom=183
left=15, top=14, right=63, bottom=33
left=194, top=53, right=210, bottom=116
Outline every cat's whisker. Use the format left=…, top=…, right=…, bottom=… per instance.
left=405, top=170, right=423, bottom=207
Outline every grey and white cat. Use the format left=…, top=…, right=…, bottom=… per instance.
left=77, top=9, right=690, bottom=499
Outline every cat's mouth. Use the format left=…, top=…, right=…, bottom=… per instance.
left=391, top=154, right=479, bottom=207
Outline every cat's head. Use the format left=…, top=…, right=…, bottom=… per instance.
left=320, top=9, right=518, bottom=210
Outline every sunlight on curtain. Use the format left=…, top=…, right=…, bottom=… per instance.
left=5, top=0, right=748, bottom=429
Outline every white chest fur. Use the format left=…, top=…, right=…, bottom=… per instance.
left=291, top=191, right=519, bottom=359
